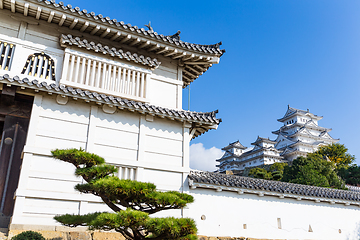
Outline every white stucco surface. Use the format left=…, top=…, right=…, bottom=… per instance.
left=11, top=94, right=191, bottom=226
left=187, top=188, right=360, bottom=240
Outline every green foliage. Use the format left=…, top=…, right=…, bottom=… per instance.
left=52, top=148, right=197, bottom=240
left=338, top=165, right=360, bottom=186
left=271, top=171, right=282, bottom=181
left=249, top=167, right=272, bottom=180
left=269, top=162, right=287, bottom=173
left=309, top=143, right=355, bottom=170
left=249, top=162, right=288, bottom=181
left=12, top=231, right=45, bottom=240
left=281, top=143, right=355, bottom=188
left=282, top=156, right=345, bottom=189
left=248, top=144, right=354, bottom=189
left=54, top=212, right=102, bottom=227
left=146, top=215, right=197, bottom=239
left=51, top=148, right=105, bottom=168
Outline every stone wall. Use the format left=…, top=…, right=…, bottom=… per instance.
left=7, top=225, right=125, bottom=240
left=199, top=236, right=280, bottom=240
left=6, top=229, right=287, bottom=240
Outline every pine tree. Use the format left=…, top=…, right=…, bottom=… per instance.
left=51, top=148, right=197, bottom=240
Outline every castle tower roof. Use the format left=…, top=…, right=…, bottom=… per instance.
left=251, top=136, right=276, bottom=145
left=0, top=0, right=224, bottom=87
left=221, top=140, right=247, bottom=151
left=277, top=105, right=323, bottom=122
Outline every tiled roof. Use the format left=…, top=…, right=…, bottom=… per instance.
left=10, top=0, right=224, bottom=56
left=279, top=147, right=297, bottom=156
left=0, top=74, right=221, bottom=139
left=1, top=0, right=224, bottom=87
left=188, top=171, right=360, bottom=203
left=221, top=140, right=247, bottom=150
left=288, top=127, right=337, bottom=142
left=272, top=122, right=331, bottom=135
left=251, top=136, right=276, bottom=145
left=278, top=105, right=323, bottom=122
left=60, top=34, right=160, bottom=68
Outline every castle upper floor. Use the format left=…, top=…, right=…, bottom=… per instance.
left=0, top=0, right=224, bottom=110
left=277, top=105, right=323, bottom=126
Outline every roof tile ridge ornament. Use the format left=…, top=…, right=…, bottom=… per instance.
left=202, top=109, right=219, bottom=118
left=167, top=30, right=181, bottom=41
left=144, top=21, right=154, bottom=33
left=199, top=41, right=223, bottom=49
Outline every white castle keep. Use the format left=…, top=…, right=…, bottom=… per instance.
left=217, top=105, right=338, bottom=173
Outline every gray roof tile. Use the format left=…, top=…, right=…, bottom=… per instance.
left=189, top=171, right=360, bottom=202
left=33, top=0, right=224, bottom=56
left=0, top=74, right=220, bottom=139
left=60, top=34, right=160, bottom=68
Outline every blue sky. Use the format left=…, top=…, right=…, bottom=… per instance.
left=73, top=0, right=360, bottom=168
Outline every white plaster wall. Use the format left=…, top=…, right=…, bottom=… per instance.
left=149, top=65, right=183, bottom=109
left=187, top=188, right=360, bottom=240
left=0, top=9, right=184, bottom=110
left=0, top=11, right=64, bottom=84
left=12, top=94, right=190, bottom=226
left=149, top=78, right=178, bottom=108
left=0, top=12, right=19, bottom=38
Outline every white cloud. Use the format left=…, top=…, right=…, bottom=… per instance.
left=189, top=143, right=223, bottom=172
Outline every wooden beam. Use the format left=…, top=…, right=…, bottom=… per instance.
left=10, top=0, right=15, bottom=13
left=120, top=35, right=131, bottom=43
left=183, top=75, right=191, bottom=82
left=47, top=11, right=55, bottom=23
left=173, top=52, right=186, bottom=59
left=23, top=3, right=29, bottom=16
left=186, top=65, right=201, bottom=75
left=182, top=54, right=194, bottom=61
left=139, top=40, right=150, bottom=49
left=157, top=47, right=169, bottom=54
left=183, top=69, right=197, bottom=78
left=148, top=44, right=160, bottom=51
left=193, top=64, right=206, bottom=72
left=90, top=25, right=100, bottom=35
left=164, top=49, right=177, bottom=57
left=194, top=56, right=203, bottom=61
left=129, top=38, right=140, bottom=46
left=69, top=18, right=78, bottom=29
left=35, top=7, right=42, bottom=19
left=80, top=21, right=89, bottom=32
left=110, top=31, right=121, bottom=40
left=183, top=62, right=211, bottom=65
left=59, top=14, right=66, bottom=26
left=100, top=28, right=111, bottom=38
left=0, top=0, right=3, bottom=9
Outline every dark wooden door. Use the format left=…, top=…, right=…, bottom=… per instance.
left=0, top=116, right=29, bottom=216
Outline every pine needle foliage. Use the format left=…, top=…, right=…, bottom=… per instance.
left=51, top=148, right=197, bottom=240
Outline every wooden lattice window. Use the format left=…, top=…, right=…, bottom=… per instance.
left=22, top=52, right=56, bottom=80
left=0, top=41, right=15, bottom=71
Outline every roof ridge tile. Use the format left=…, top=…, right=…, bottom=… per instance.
left=0, top=74, right=221, bottom=139
left=189, top=171, right=358, bottom=202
